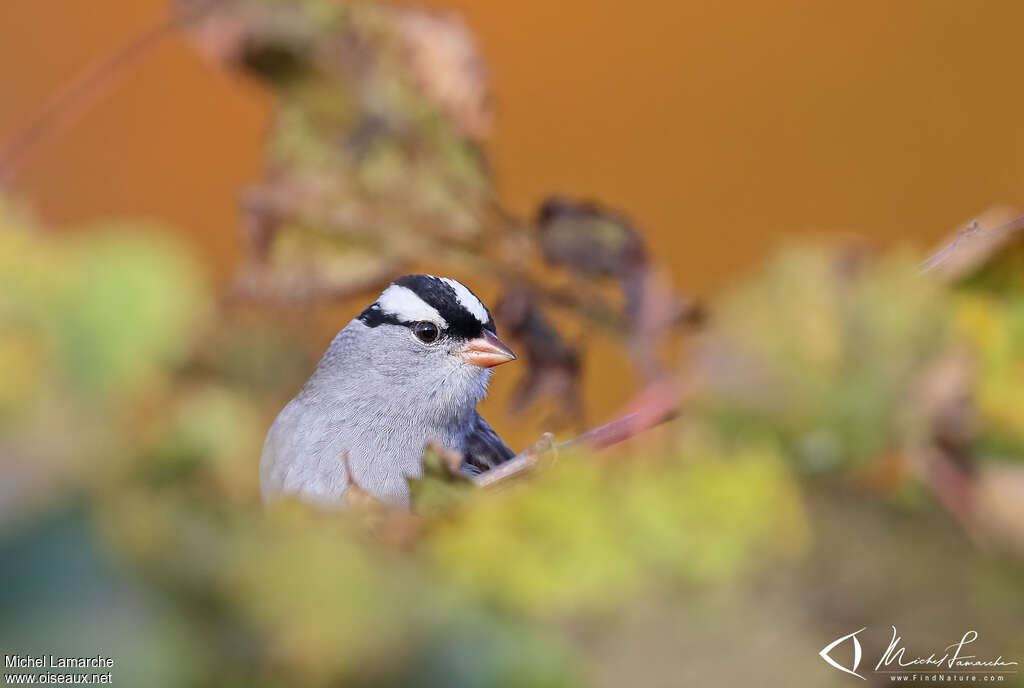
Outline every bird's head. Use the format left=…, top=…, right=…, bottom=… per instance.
left=350, top=274, right=516, bottom=416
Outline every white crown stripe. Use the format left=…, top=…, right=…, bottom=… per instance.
left=440, top=277, right=489, bottom=325
left=377, top=285, right=448, bottom=327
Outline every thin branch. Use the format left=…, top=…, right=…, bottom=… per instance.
left=472, top=381, right=687, bottom=488
left=470, top=434, right=554, bottom=488
left=919, top=213, right=1024, bottom=278
left=0, top=0, right=220, bottom=186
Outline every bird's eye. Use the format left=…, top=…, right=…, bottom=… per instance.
left=412, top=321, right=440, bottom=344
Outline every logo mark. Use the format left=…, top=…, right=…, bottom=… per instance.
left=820, top=627, right=866, bottom=680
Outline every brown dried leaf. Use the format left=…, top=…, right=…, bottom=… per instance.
left=536, top=197, right=648, bottom=278
left=391, top=7, right=492, bottom=140
left=495, top=285, right=582, bottom=424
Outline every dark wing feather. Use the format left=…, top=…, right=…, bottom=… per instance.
left=460, top=414, right=514, bottom=476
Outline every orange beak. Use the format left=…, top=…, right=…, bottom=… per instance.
left=459, top=330, right=517, bottom=368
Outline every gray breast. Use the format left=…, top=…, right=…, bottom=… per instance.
left=260, top=393, right=468, bottom=508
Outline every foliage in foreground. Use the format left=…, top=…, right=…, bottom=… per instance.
left=2, top=198, right=1024, bottom=687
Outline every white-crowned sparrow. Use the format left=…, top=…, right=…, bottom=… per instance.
left=260, top=274, right=517, bottom=507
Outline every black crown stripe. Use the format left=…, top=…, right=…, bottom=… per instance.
left=357, top=275, right=496, bottom=340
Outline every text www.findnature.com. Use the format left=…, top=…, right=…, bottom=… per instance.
left=888, top=675, right=1007, bottom=682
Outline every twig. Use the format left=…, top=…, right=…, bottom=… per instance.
left=919, top=213, right=1024, bottom=277
left=471, top=433, right=554, bottom=488
left=472, top=381, right=687, bottom=487
left=0, top=0, right=220, bottom=186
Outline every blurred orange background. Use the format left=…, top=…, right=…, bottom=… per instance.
left=3, top=0, right=1023, bottom=293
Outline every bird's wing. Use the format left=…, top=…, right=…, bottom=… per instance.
left=460, top=413, right=515, bottom=476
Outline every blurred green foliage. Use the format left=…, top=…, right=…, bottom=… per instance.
left=954, top=289, right=1024, bottom=457
left=693, top=248, right=952, bottom=473
left=431, top=447, right=806, bottom=616
left=2, top=198, right=1023, bottom=687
